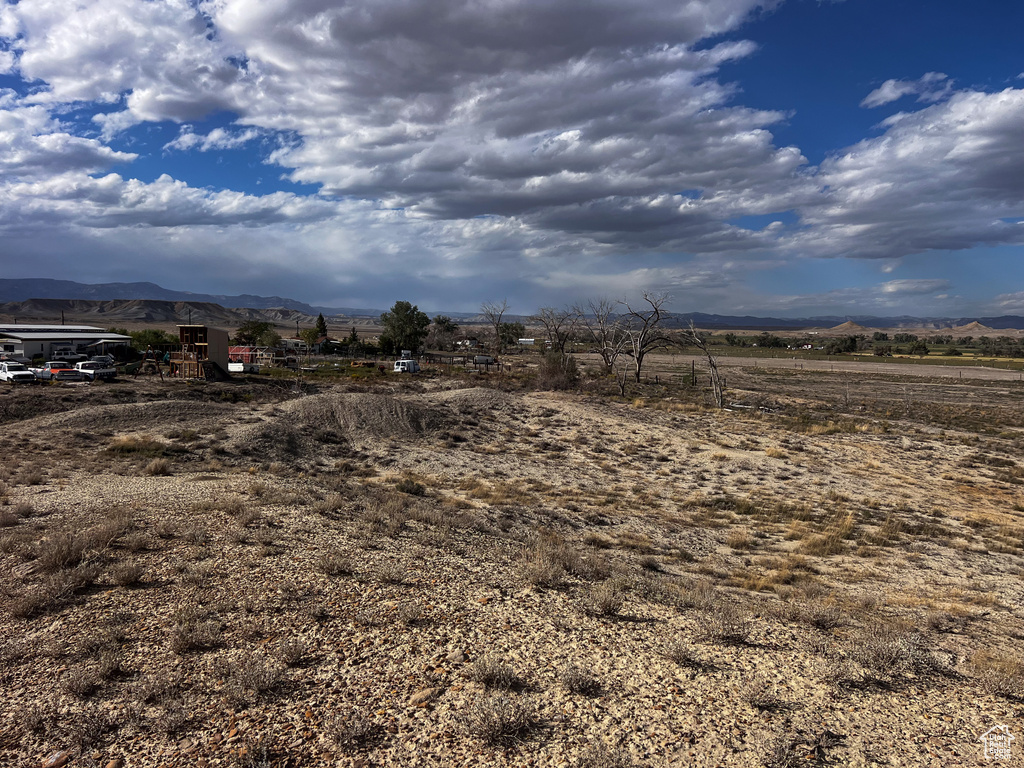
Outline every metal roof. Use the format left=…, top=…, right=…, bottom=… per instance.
left=0, top=331, right=131, bottom=341
left=0, top=325, right=108, bottom=333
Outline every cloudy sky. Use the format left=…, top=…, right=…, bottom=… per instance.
left=2, top=0, right=1023, bottom=316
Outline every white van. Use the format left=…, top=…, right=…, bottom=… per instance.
left=393, top=359, right=420, bottom=373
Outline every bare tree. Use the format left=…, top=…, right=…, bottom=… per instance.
left=620, top=293, right=674, bottom=383
left=532, top=306, right=580, bottom=354
left=575, top=297, right=627, bottom=374
left=480, top=299, right=509, bottom=353
left=682, top=320, right=724, bottom=407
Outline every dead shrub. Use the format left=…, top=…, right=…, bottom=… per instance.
left=63, top=665, right=103, bottom=697
left=560, top=664, right=601, bottom=696
left=35, top=531, right=94, bottom=572
left=221, top=656, right=285, bottom=705
left=741, top=676, right=783, bottom=711
left=463, top=694, right=534, bottom=745
left=696, top=602, right=752, bottom=645
left=274, top=638, right=308, bottom=667
left=468, top=655, right=523, bottom=691
left=848, top=622, right=937, bottom=680
left=317, top=549, right=353, bottom=576
left=169, top=609, right=223, bottom=654
left=664, top=638, right=705, bottom=669
left=328, top=709, right=383, bottom=753
left=969, top=652, right=1024, bottom=699
left=110, top=562, right=145, bottom=587
left=143, top=458, right=172, bottom=476
left=576, top=743, right=634, bottom=768
left=586, top=580, right=625, bottom=617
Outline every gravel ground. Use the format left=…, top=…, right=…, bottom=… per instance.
left=0, top=376, right=1022, bottom=767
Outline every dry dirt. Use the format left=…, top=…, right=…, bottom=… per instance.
left=0, top=362, right=1022, bottom=767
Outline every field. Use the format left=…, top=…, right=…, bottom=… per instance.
left=1, top=357, right=1022, bottom=767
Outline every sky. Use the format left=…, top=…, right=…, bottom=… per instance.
left=1, top=0, right=1023, bottom=317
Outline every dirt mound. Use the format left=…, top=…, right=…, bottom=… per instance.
left=429, top=386, right=519, bottom=413
left=293, top=391, right=452, bottom=442
left=19, top=400, right=237, bottom=434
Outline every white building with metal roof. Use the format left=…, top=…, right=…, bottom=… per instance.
left=0, top=325, right=131, bottom=360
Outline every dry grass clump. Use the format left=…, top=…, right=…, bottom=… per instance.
left=35, top=530, right=105, bottom=573
left=468, top=655, right=523, bottom=691
left=109, top=562, right=145, bottom=587
left=168, top=608, right=223, bottom=655
left=696, top=602, right=753, bottom=645
left=560, top=663, right=601, bottom=696
left=143, top=458, right=172, bottom=476
left=328, top=709, right=383, bottom=753
left=969, top=651, right=1024, bottom=699
left=317, top=549, right=353, bottom=576
left=741, top=676, right=784, bottom=711
left=463, top=693, right=534, bottom=745
left=219, top=656, right=285, bottom=705
left=274, top=638, right=308, bottom=666
left=521, top=530, right=606, bottom=588
left=106, top=435, right=168, bottom=456
left=576, top=742, right=634, bottom=768
left=664, top=638, right=706, bottom=670
left=585, top=580, right=625, bottom=617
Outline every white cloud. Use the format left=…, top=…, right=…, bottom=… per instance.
left=878, top=279, right=951, bottom=295
left=0, top=172, right=339, bottom=228
left=790, top=87, right=1024, bottom=260
left=995, top=292, right=1024, bottom=313
left=164, top=126, right=262, bottom=153
left=861, top=72, right=952, bottom=108
left=0, top=102, right=137, bottom=180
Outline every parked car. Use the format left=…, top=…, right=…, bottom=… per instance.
left=30, top=361, right=84, bottom=382
left=0, top=361, right=36, bottom=384
left=74, top=360, right=117, bottom=381
left=393, top=359, right=420, bottom=373
left=50, top=346, right=88, bottom=363
left=228, top=361, right=260, bottom=374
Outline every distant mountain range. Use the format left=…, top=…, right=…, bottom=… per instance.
left=1, top=278, right=1023, bottom=331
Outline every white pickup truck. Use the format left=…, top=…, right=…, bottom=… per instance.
left=30, top=361, right=84, bottom=382
left=0, top=361, right=36, bottom=384
left=75, top=360, right=117, bottom=381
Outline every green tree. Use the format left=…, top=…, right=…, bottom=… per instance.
left=379, top=301, right=430, bottom=354
left=129, top=328, right=177, bottom=351
left=428, top=315, right=459, bottom=351
left=234, top=320, right=281, bottom=346
left=824, top=335, right=858, bottom=355
left=299, top=327, right=321, bottom=358
left=498, top=322, right=526, bottom=350
left=315, top=313, right=329, bottom=338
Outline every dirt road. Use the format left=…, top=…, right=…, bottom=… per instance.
left=635, top=353, right=1024, bottom=382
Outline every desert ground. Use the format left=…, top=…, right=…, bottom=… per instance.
left=0, top=356, right=1022, bottom=767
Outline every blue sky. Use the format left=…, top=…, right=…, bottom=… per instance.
left=1, top=0, right=1023, bottom=316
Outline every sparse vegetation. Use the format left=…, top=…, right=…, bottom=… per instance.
left=0, top=346, right=1022, bottom=765
left=463, top=694, right=534, bottom=745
